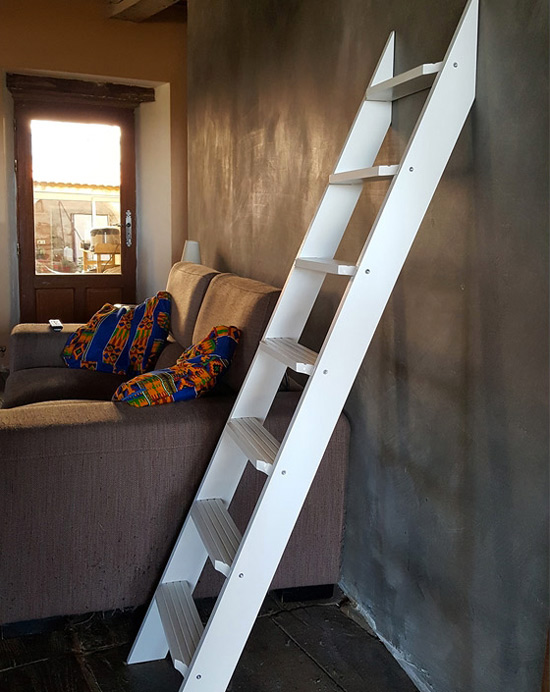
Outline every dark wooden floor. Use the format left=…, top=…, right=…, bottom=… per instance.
left=0, top=592, right=418, bottom=692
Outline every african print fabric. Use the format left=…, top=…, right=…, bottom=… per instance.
left=62, top=292, right=172, bottom=377
left=112, top=325, right=241, bottom=407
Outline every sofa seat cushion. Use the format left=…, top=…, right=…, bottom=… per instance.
left=1, top=368, right=128, bottom=409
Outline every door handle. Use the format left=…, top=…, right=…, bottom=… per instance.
left=125, top=210, right=132, bottom=247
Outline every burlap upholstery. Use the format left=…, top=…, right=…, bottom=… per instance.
left=192, top=273, right=280, bottom=391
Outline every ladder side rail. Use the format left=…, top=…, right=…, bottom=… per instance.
left=186, top=84, right=396, bottom=495
left=351, top=0, right=478, bottom=280
left=192, top=33, right=394, bottom=429
left=294, top=0, right=478, bottom=432
left=263, top=33, right=394, bottom=340
left=263, top=108, right=390, bottom=340
left=178, top=374, right=365, bottom=690
left=233, top=0, right=476, bottom=423
left=189, top=80, right=394, bottom=424
left=128, top=355, right=288, bottom=664
left=128, top=80, right=392, bottom=660
left=177, top=3, right=478, bottom=686
left=334, top=31, right=395, bottom=173
left=188, top=51, right=397, bottom=474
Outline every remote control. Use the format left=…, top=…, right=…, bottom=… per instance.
left=49, top=319, right=63, bottom=331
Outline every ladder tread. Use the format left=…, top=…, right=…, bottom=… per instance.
left=190, top=499, right=241, bottom=576
left=226, top=417, right=279, bottom=475
left=295, top=258, right=357, bottom=276
left=155, top=580, right=203, bottom=676
left=260, top=337, right=318, bottom=375
left=366, top=61, right=442, bottom=101
left=329, top=164, right=398, bottom=185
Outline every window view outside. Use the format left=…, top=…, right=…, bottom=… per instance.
left=31, top=120, right=122, bottom=275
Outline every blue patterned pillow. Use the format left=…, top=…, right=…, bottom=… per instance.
left=62, top=292, right=172, bottom=377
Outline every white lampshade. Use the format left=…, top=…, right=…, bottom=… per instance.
left=181, top=240, right=201, bottom=264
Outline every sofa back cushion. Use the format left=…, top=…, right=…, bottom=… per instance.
left=192, top=273, right=280, bottom=391
left=166, top=262, right=218, bottom=348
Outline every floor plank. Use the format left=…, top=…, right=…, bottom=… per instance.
left=0, top=656, right=94, bottom=692
left=229, top=615, right=343, bottom=692
left=273, top=604, right=418, bottom=692
left=67, top=611, right=142, bottom=655
left=0, top=630, right=71, bottom=672
left=84, top=646, right=182, bottom=692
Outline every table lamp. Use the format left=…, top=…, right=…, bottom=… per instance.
left=181, top=240, right=201, bottom=264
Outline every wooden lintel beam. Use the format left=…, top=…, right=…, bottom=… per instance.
left=6, top=74, right=155, bottom=109
left=109, top=0, right=181, bottom=22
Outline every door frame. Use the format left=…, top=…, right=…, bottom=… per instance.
left=7, top=74, right=154, bottom=322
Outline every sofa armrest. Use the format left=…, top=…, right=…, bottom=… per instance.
left=9, top=323, right=81, bottom=372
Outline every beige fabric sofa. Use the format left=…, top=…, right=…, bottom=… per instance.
left=0, top=263, right=349, bottom=626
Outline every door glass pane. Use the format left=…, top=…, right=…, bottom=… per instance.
left=31, top=120, right=122, bottom=275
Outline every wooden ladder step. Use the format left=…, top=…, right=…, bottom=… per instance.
left=190, top=499, right=242, bottom=576
left=260, top=338, right=318, bottom=375
left=226, top=417, right=280, bottom=475
left=366, top=62, right=442, bottom=101
left=329, top=164, right=398, bottom=185
left=155, top=581, right=203, bottom=676
left=295, top=258, right=357, bottom=276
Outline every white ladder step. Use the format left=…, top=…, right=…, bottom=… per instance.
left=226, top=417, right=279, bottom=475
left=329, top=164, right=398, bottom=185
left=295, top=258, right=357, bottom=276
left=367, top=62, right=442, bottom=101
left=260, top=338, right=318, bottom=375
left=190, top=499, right=242, bottom=576
left=155, top=581, right=203, bottom=676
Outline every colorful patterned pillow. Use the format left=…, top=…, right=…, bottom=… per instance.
left=180, top=324, right=241, bottom=361
left=112, top=325, right=241, bottom=407
left=62, top=292, right=172, bottom=377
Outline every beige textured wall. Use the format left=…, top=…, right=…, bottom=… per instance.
left=136, top=83, right=173, bottom=302
left=0, top=0, right=186, bottom=359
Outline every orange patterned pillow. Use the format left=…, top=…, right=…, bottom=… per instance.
left=112, top=326, right=241, bottom=407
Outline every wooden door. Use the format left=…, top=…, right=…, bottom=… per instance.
left=14, top=101, right=137, bottom=323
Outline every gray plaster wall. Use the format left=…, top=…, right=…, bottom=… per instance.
left=187, top=1, right=549, bottom=691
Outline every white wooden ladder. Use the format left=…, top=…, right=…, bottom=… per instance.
left=128, top=1, right=478, bottom=688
